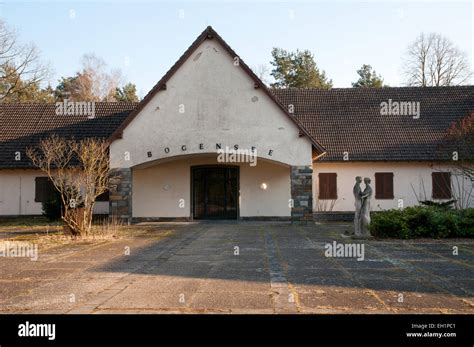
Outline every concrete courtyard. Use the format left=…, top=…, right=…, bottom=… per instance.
left=0, top=222, right=473, bottom=314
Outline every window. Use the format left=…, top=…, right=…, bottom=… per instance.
left=318, top=173, right=337, bottom=199
left=34, top=177, right=56, bottom=203
left=375, top=172, right=394, bottom=199
left=96, top=190, right=109, bottom=201
left=432, top=172, right=452, bottom=199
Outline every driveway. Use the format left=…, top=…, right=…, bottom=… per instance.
left=0, top=222, right=473, bottom=313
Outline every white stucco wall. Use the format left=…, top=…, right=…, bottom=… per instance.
left=313, top=162, right=474, bottom=212
left=110, top=38, right=313, bottom=169
left=0, top=170, right=39, bottom=215
left=132, top=156, right=291, bottom=218
left=0, top=170, right=109, bottom=216
left=4, top=162, right=471, bottom=216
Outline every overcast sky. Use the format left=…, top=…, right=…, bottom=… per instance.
left=2, top=1, right=472, bottom=96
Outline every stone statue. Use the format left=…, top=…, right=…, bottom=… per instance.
left=353, top=176, right=363, bottom=236
left=359, top=177, right=373, bottom=236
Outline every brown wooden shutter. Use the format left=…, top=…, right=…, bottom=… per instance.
left=432, top=172, right=452, bottom=199
left=375, top=173, right=383, bottom=199
left=318, top=173, right=337, bottom=199
left=384, top=173, right=394, bottom=199
left=35, top=177, right=47, bottom=202
left=35, top=177, right=55, bottom=203
left=96, top=190, right=109, bottom=201
left=375, top=173, right=394, bottom=199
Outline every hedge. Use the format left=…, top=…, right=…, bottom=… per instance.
left=369, top=206, right=474, bottom=239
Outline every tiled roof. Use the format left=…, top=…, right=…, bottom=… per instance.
left=0, top=102, right=137, bottom=168
left=272, top=86, right=474, bottom=161
left=1, top=86, right=472, bottom=168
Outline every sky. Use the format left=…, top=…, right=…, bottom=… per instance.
left=1, top=1, right=472, bottom=97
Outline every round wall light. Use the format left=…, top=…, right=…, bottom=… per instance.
left=260, top=183, right=268, bottom=190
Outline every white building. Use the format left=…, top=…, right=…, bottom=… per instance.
left=1, top=27, right=472, bottom=222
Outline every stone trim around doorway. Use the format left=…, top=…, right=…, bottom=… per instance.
left=107, top=166, right=314, bottom=224
left=109, top=168, right=133, bottom=224
left=291, top=165, right=313, bottom=223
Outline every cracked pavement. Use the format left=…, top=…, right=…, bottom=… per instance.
left=0, top=222, right=473, bottom=314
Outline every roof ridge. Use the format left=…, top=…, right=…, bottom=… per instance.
left=271, top=85, right=474, bottom=92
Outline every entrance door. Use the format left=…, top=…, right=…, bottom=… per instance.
left=192, top=166, right=239, bottom=219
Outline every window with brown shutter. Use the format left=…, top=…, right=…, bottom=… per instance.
left=96, top=190, right=109, bottom=201
left=432, top=172, right=452, bottom=199
left=375, top=172, right=394, bottom=199
left=34, top=177, right=56, bottom=203
left=318, top=173, right=337, bottom=199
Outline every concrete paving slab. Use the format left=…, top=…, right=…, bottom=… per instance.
left=0, top=222, right=472, bottom=314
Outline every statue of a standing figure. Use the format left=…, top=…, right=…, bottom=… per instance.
left=353, top=176, right=363, bottom=236
left=359, top=177, right=373, bottom=237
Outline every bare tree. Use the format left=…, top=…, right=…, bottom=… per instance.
left=27, top=135, right=109, bottom=237
left=316, top=189, right=338, bottom=212
left=0, top=19, right=49, bottom=101
left=403, top=33, right=472, bottom=86
left=79, top=54, right=122, bottom=101
left=450, top=171, right=473, bottom=210
left=446, top=112, right=474, bottom=181
left=252, top=64, right=271, bottom=85
left=316, top=198, right=337, bottom=212
left=56, top=54, right=123, bottom=102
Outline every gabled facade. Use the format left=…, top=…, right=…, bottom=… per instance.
left=108, top=26, right=318, bottom=222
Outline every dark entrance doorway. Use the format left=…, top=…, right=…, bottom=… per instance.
left=192, top=166, right=239, bottom=219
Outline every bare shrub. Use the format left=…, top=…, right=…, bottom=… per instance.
left=27, top=135, right=109, bottom=237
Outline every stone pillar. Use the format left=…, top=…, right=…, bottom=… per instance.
left=109, top=168, right=132, bottom=224
left=291, top=166, right=313, bottom=223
